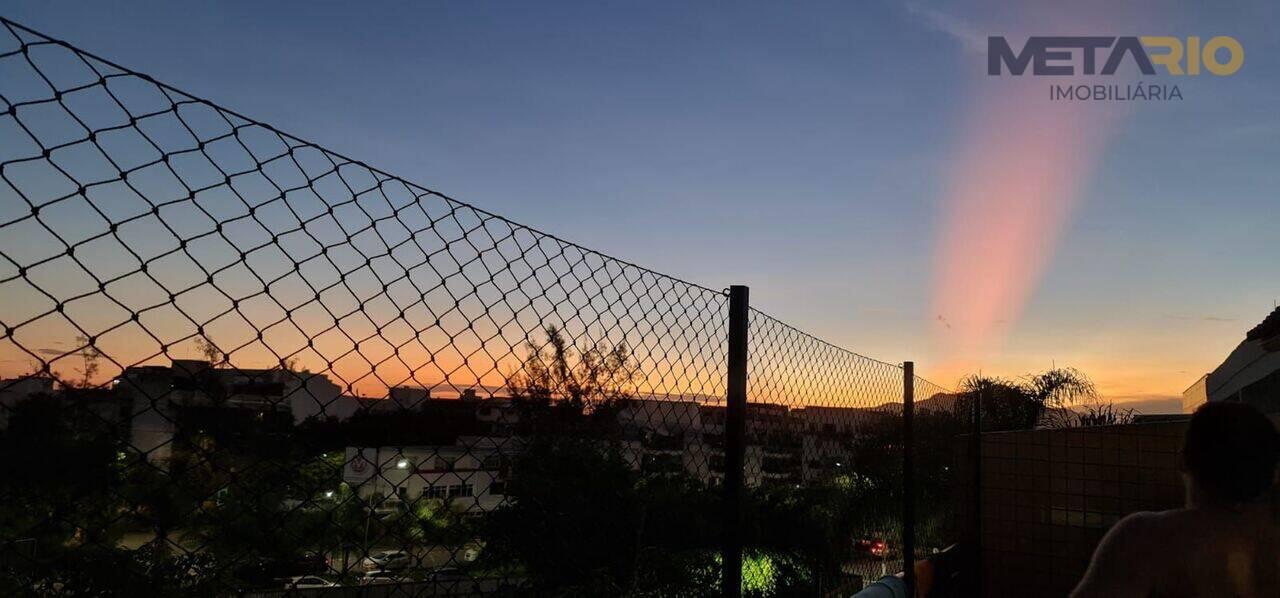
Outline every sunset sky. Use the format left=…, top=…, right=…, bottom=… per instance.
left=5, top=1, right=1278, bottom=412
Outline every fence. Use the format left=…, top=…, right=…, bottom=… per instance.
left=954, top=419, right=1205, bottom=597
left=0, top=17, right=950, bottom=597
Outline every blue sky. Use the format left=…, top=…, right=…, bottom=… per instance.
left=4, top=0, right=1278, bottom=408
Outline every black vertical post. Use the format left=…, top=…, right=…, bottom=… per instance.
left=722, top=285, right=749, bottom=598
left=972, top=386, right=983, bottom=597
left=903, top=362, right=915, bottom=597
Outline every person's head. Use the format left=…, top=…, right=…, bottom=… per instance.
left=1182, top=401, right=1279, bottom=504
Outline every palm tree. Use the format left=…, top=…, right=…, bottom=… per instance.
left=954, top=367, right=1097, bottom=431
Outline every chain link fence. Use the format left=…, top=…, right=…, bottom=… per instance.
left=0, top=17, right=950, bottom=597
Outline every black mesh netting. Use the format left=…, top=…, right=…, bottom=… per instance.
left=0, top=17, right=951, bottom=597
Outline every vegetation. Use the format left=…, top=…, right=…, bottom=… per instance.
left=481, top=326, right=914, bottom=596
left=1076, top=401, right=1137, bottom=426
left=0, top=325, right=1144, bottom=597
left=0, top=388, right=449, bottom=594
left=953, top=367, right=1101, bottom=430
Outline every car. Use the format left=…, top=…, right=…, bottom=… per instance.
left=855, top=537, right=891, bottom=559
left=361, top=549, right=413, bottom=572
left=284, top=575, right=337, bottom=589
left=359, top=570, right=406, bottom=585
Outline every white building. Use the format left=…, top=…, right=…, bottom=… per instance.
left=1186, top=306, right=1280, bottom=413
left=1182, top=374, right=1209, bottom=414
left=114, top=359, right=344, bottom=464
left=342, top=436, right=522, bottom=514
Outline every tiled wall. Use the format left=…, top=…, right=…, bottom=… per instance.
left=959, top=421, right=1188, bottom=597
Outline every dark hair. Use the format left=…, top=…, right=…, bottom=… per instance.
left=1182, top=402, right=1279, bottom=502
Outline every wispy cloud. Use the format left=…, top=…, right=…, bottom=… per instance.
left=1165, top=314, right=1237, bottom=323
left=904, top=2, right=986, bottom=55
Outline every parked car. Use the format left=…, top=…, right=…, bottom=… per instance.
left=359, top=570, right=406, bottom=585
left=855, top=537, right=891, bottom=559
left=284, top=575, right=337, bottom=589
left=362, top=549, right=413, bottom=572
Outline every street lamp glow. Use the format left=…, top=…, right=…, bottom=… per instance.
left=396, top=459, right=409, bottom=469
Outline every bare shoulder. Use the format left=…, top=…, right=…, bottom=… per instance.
left=1119, top=508, right=1221, bottom=551
left=1103, top=510, right=1169, bottom=545
left=1069, top=511, right=1182, bottom=597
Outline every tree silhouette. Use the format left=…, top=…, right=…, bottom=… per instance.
left=1075, top=401, right=1137, bottom=427
left=506, top=325, right=637, bottom=435
left=954, top=367, right=1097, bottom=431
left=0, top=394, right=128, bottom=590
left=484, top=325, right=729, bottom=594
left=194, top=335, right=227, bottom=367
left=74, top=335, right=102, bottom=388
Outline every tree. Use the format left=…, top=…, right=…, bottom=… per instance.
left=0, top=394, right=126, bottom=549
left=486, top=326, right=639, bottom=589
left=953, top=367, right=1097, bottom=431
left=507, top=325, right=637, bottom=424
left=74, top=334, right=103, bottom=388
left=483, top=326, right=731, bottom=594
left=119, top=459, right=199, bottom=560
left=1, top=543, right=220, bottom=597
left=1024, top=368, right=1099, bottom=428
left=481, top=433, right=643, bottom=594
left=194, top=335, right=227, bottom=367
left=1075, top=401, right=1137, bottom=427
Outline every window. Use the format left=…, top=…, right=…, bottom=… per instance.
left=424, top=485, right=447, bottom=499
left=441, top=484, right=475, bottom=498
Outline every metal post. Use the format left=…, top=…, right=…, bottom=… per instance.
left=722, top=285, right=749, bottom=598
left=972, top=387, right=983, bottom=597
left=902, top=362, right=915, bottom=598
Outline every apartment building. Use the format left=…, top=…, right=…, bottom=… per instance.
left=343, top=436, right=522, bottom=514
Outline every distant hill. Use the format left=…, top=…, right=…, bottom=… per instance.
left=869, top=392, right=960, bottom=414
